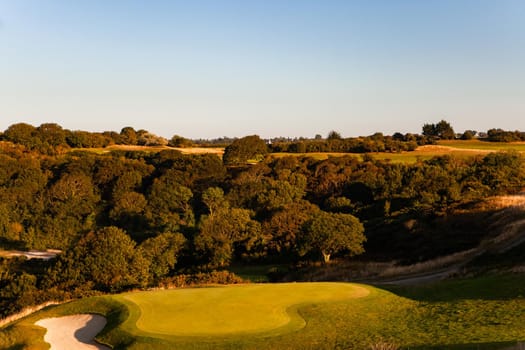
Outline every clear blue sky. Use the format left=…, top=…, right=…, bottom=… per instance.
left=1, top=0, right=524, bottom=139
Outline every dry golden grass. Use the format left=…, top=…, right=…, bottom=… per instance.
left=71, top=145, right=224, bottom=156
left=369, top=341, right=399, bottom=350
left=0, top=302, right=61, bottom=327
left=173, top=147, right=224, bottom=155
left=489, top=195, right=525, bottom=210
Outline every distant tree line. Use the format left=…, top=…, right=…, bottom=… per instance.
left=2, top=121, right=524, bottom=159
left=486, top=129, right=525, bottom=142
left=0, top=123, right=181, bottom=155
left=269, top=132, right=425, bottom=154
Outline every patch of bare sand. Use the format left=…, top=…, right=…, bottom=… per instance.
left=35, top=314, right=110, bottom=350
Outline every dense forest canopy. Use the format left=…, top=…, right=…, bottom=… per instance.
left=0, top=121, right=525, bottom=318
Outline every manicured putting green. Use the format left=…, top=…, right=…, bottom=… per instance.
left=121, top=282, right=369, bottom=336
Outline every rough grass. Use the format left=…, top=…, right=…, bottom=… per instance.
left=1, top=279, right=525, bottom=350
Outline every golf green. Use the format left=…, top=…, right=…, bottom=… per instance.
left=121, top=282, right=369, bottom=336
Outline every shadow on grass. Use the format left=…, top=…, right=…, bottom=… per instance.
left=380, top=274, right=525, bottom=302
left=407, top=341, right=525, bottom=350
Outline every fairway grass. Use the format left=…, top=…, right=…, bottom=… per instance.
left=120, top=283, right=369, bottom=337
left=2, top=279, right=525, bottom=349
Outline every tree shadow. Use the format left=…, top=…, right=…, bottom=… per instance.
left=407, top=341, right=525, bottom=350
left=379, top=273, right=525, bottom=302
left=73, top=315, right=111, bottom=350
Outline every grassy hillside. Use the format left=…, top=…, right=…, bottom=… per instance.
left=75, top=140, right=525, bottom=163
left=2, top=279, right=524, bottom=350
left=438, top=140, right=525, bottom=152
left=271, top=140, right=525, bottom=163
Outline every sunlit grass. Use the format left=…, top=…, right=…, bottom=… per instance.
left=270, top=140, right=525, bottom=164
left=2, top=278, right=525, bottom=350
left=69, top=145, right=224, bottom=155
left=438, top=140, right=525, bottom=151
left=119, top=283, right=368, bottom=338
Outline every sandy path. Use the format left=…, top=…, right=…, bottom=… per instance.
left=0, top=249, right=61, bottom=260
left=35, top=314, right=110, bottom=350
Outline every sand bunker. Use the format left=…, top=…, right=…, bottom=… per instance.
left=35, top=314, right=110, bottom=350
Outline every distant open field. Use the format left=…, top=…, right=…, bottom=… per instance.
left=271, top=140, right=525, bottom=163
left=2, top=278, right=525, bottom=350
left=70, top=144, right=224, bottom=156
left=438, top=140, right=525, bottom=151
left=67, top=140, right=525, bottom=164
left=270, top=147, right=473, bottom=163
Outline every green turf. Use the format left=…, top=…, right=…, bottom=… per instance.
left=2, top=278, right=525, bottom=350
left=438, top=140, right=525, bottom=151
left=119, top=283, right=368, bottom=337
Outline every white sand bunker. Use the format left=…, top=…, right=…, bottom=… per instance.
left=35, top=314, right=110, bottom=350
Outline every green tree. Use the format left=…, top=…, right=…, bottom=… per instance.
left=169, top=135, right=193, bottom=147
left=461, top=130, right=476, bottom=140
left=299, top=211, right=365, bottom=263
left=202, top=187, right=228, bottom=216
left=256, top=173, right=307, bottom=212
left=37, top=123, right=67, bottom=147
left=140, top=232, right=186, bottom=283
left=120, top=126, right=138, bottom=145
left=262, top=201, right=319, bottom=257
left=478, top=151, right=525, bottom=193
left=327, top=130, right=342, bottom=140
left=137, top=130, right=168, bottom=146
left=324, top=196, right=354, bottom=213
left=422, top=123, right=436, bottom=138
left=422, top=120, right=455, bottom=139
left=110, top=191, right=148, bottom=235
left=436, top=120, right=455, bottom=139
left=195, top=207, right=261, bottom=268
left=146, top=174, right=194, bottom=233
left=3, top=123, right=38, bottom=148
left=0, top=203, right=13, bottom=241
left=46, top=172, right=100, bottom=241
left=47, top=226, right=149, bottom=292
left=223, top=135, right=268, bottom=165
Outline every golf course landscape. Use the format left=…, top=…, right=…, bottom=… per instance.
left=3, top=0, right=525, bottom=347
left=1, top=277, right=525, bottom=350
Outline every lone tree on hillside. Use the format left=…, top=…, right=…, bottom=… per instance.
left=299, top=211, right=365, bottom=263
left=119, top=126, right=138, bottom=145
left=422, top=120, right=455, bottom=139
left=223, top=135, right=268, bottom=165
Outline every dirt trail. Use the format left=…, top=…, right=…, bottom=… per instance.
left=0, top=249, right=61, bottom=260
